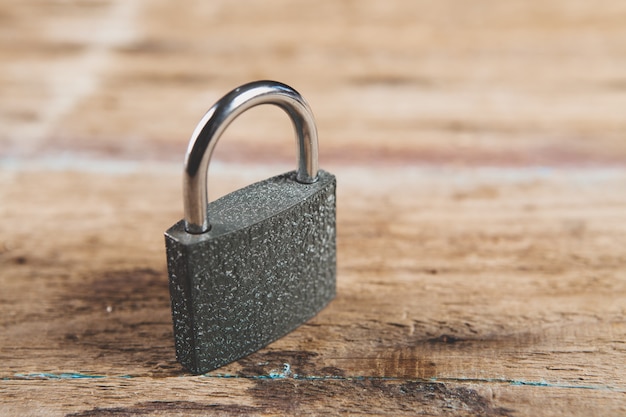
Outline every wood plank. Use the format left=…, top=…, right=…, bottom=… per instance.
left=2, top=379, right=623, bottom=416
left=1, top=0, right=626, bottom=415
left=2, top=167, right=625, bottom=416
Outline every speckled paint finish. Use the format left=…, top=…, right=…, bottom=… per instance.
left=165, top=170, right=336, bottom=374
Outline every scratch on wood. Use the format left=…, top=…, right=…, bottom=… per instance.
left=9, top=372, right=619, bottom=392
left=62, top=381, right=514, bottom=417
left=13, top=373, right=107, bottom=380
left=66, top=401, right=259, bottom=417
left=247, top=379, right=514, bottom=416
left=427, top=334, right=464, bottom=344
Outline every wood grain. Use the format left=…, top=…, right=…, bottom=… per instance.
left=1, top=0, right=626, bottom=415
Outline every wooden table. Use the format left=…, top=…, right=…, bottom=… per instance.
left=2, top=1, right=625, bottom=415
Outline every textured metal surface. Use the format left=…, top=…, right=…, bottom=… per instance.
left=165, top=170, right=336, bottom=374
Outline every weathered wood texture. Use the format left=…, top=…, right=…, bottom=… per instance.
left=1, top=1, right=626, bottom=416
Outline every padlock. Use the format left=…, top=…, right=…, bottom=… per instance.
left=164, top=81, right=336, bottom=374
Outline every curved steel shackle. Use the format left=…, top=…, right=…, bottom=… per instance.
left=183, top=80, right=319, bottom=234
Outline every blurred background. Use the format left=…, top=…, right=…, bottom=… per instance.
left=2, top=0, right=625, bottom=176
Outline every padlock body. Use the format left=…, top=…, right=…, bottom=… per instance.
left=165, top=170, right=336, bottom=374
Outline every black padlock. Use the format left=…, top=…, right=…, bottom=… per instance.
left=164, top=81, right=336, bottom=374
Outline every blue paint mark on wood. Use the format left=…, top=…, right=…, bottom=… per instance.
left=9, top=370, right=623, bottom=392
left=268, top=363, right=292, bottom=379
left=13, top=373, right=132, bottom=380
left=428, top=377, right=620, bottom=392
left=14, top=373, right=106, bottom=379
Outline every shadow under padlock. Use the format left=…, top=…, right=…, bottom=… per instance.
left=164, top=81, right=337, bottom=374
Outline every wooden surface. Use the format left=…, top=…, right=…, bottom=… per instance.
left=1, top=1, right=626, bottom=415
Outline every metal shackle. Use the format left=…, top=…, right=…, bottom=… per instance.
left=183, top=80, right=319, bottom=234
